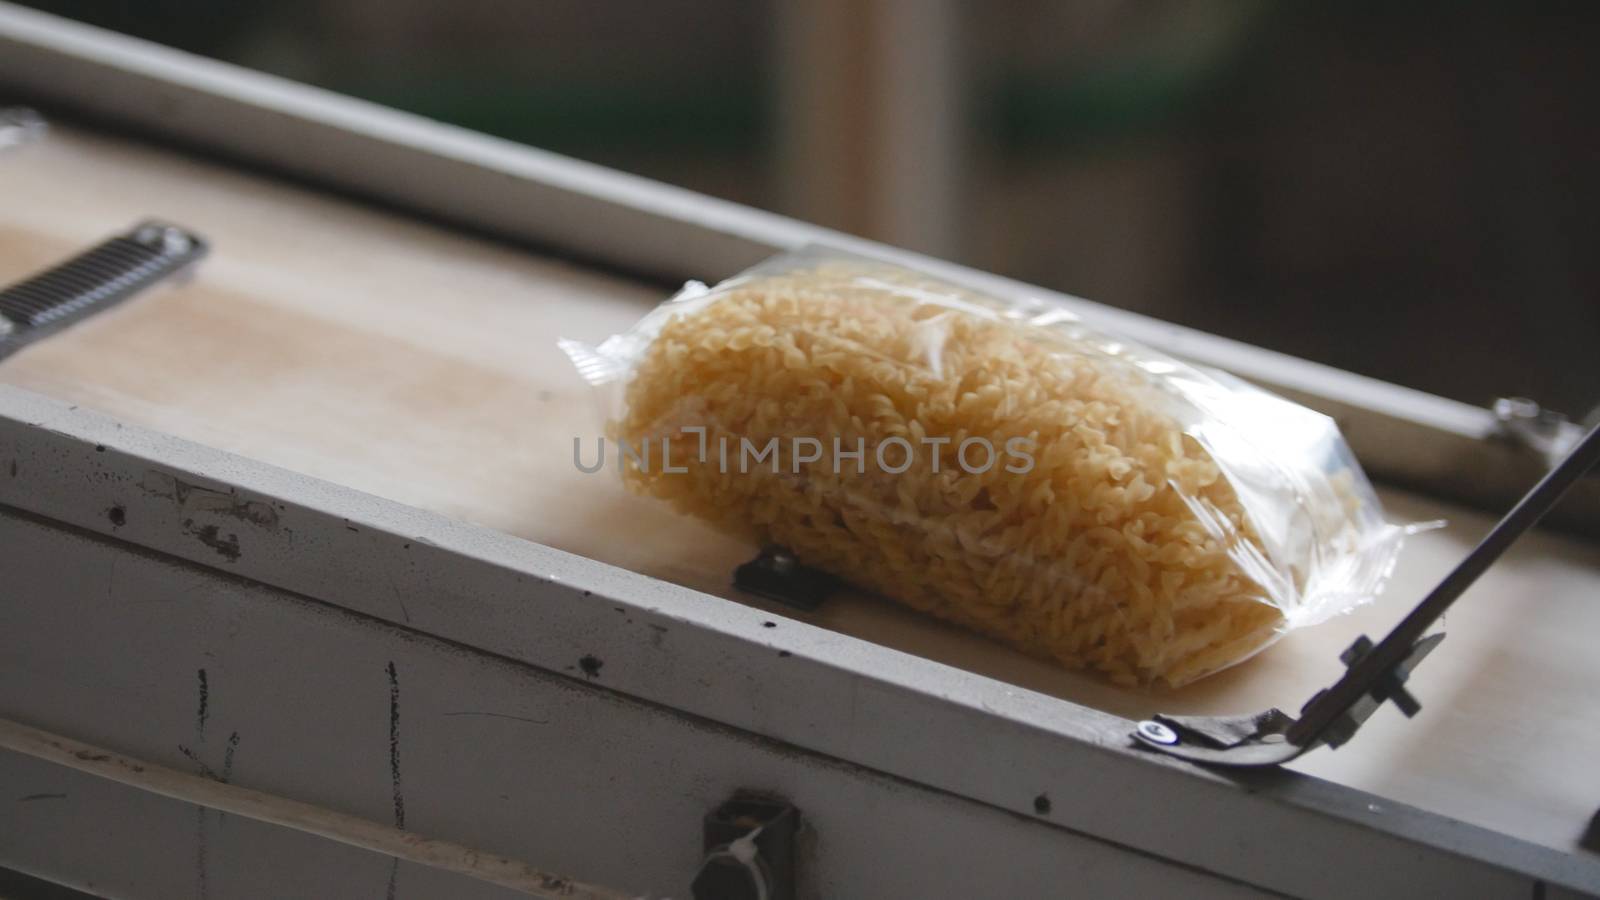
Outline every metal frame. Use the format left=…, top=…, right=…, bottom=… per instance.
left=0, top=5, right=1597, bottom=898
left=2, top=383, right=1594, bottom=898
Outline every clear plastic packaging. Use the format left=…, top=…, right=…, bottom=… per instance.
left=561, top=248, right=1407, bottom=686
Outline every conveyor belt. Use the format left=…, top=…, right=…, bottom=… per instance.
left=2, top=124, right=1597, bottom=855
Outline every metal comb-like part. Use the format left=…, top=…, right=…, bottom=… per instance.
left=0, top=221, right=208, bottom=359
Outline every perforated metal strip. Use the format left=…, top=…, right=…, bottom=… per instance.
left=0, top=221, right=207, bottom=359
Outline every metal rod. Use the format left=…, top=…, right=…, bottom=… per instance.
left=1288, top=419, right=1600, bottom=746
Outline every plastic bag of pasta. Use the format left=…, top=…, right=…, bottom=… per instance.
left=561, top=248, right=1407, bottom=687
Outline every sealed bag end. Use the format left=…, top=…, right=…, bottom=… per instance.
left=557, top=337, right=625, bottom=388
left=1282, top=521, right=1409, bottom=630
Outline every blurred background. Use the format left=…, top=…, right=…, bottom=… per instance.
left=23, top=0, right=1598, bottom=417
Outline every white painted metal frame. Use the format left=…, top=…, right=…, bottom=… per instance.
left=0, top=355, right=1594, bottom=897
left=0, top=5, right=1596, bottom=898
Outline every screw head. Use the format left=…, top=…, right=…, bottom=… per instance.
left=1137, top=720, right=1179, bottom=745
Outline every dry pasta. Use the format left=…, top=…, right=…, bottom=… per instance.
left=564, top=253, right=1404, bottom=687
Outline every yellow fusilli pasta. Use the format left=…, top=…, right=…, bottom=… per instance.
left=614, top=267, right=1295, bottom=686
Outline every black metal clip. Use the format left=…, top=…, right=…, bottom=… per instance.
left=1316, top=631, right=1443, bottom=748
left=733, top=546, right=837, bottom=611
left=692, top=792, right=800, bottom=900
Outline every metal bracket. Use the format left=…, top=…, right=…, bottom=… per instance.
left=1492, top=396, right=1585, bottom=469
left=0, top=220, right=208, bottom=360
left=1135, top=418, right=1600, bottom=767
left=692, top=792, right=800, bottom=900
left=733, top=546, right=837, bottom=611
left=1315, top=631, right=1443, bottom=746
left=1582, top=808, right=1600, bottom=855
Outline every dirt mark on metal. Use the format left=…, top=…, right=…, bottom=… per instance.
left=143, top=470, right=280, bottom=528
left=387, top=661, right=406, bottom=829
left=182, top=519, right=241, bottom=561
left=196, top=668, right=209, bottom=739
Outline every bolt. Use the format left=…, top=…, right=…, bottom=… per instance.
left=1136, top=720, right=1178, bottom=745
left=766, top=547, right=796, bottom=575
